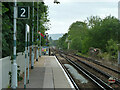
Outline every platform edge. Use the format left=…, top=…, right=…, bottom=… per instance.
left=54, top=56, right=75, bottom=89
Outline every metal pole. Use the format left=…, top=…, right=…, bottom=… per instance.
left=68, top=41, right=70, bottom=50
left=40, top=32, right=42, bottom=57
left=118, top=50, right=120, bottom=64
left=118, top=1, right=120, bottom=64
left=39, top=32, right=41, bottom=57
left=39, top=6, right=41, bottom=57
left=24, top=24, right=28, bottom=89
left=11, top=0, right=17, bottom=89
left=118, top=1, right=120, bottom=79
left=31, top=1, right=34, bottom=69
left=27, top=25, right=30, bottom=84
left=36, top=0, right=38, bottom=61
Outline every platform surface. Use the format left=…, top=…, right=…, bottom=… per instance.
left=18, top=56, right=74, bottom=89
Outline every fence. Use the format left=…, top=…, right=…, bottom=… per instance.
left=0, top=59, right=2, bottom=89
left=0, top=52, right=27, bottom=89
left=0, top=46, right=38, bottom=89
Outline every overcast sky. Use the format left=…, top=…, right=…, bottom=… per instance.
left=45, top=0, right=120, bottom=34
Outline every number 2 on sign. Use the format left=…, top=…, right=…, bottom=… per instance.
left=21, top=8, right=26, bottom=17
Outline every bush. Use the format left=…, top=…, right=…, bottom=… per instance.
left=106, top=39, right=118, bottom=59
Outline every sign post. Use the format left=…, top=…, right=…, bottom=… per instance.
left=11, top=0, right=17, bottom=89
left=11, top=2, right=30, bottom=89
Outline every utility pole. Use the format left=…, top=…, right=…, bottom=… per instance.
left=11, top=0, right=17, bottom=89
left=36, top=0, right=39, bottom=61
left=31, top=1, right=34, bottom=69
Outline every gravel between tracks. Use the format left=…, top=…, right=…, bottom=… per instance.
left=56, top=54, right=101, bottom=89
left=66, top=54, right=120, bottom=89
left=72, top=55, right=119, bottom=79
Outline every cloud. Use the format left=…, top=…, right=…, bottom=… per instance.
left=46, top=2, right=118, bottom=34
left=44, top=0, right=120, bottom=4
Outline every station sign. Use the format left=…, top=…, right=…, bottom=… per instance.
left=17, top=6, right=30, bottom=19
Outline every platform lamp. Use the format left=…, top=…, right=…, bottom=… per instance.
left=24, top=24, right=30, bottom=89
left=54, top=0, right=60, bottom=4
left=27, top=24, right=30, bottom=84
left=41, top=0, right=60, bottom=4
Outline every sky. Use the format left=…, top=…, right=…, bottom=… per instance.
left=45, top=0, right=120, bottom=34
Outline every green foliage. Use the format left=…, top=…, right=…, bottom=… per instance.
left=2, top=2, right=49, bottom=57
left=57, top=15, right=120, bottom=60
left=106, top=39, right=118, bottom=59
left=57, top=33, right=68, bottom=49
left=68, top=21, right=89, bottom=53
left=8, top=65, right=22, bottom=87
left=88, top=16, right=120, bottom=51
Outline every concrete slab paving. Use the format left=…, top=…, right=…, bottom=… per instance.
left=18, top=56, right=74, bottom=89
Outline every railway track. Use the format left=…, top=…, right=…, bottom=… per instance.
left=55, top=54, right=79, bottom=90
left=55, top=52, right=116, bottom=89
left=66, top=54, right=120, bottom=85
left=59, top=50, right=120, bottom=81
left=56, top=49, right=120, bottom=89
left=74, top=54, right=120, bottom=74
left=53, top=49, right=120, bottom=88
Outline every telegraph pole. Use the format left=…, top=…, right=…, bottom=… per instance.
left=31, top=1, right=34, bottom=69
left=11, top=0, right=17, bottom=89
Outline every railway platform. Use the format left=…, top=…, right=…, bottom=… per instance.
left=18, top=56, right=74, bottom=89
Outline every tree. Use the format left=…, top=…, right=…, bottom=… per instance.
left=58, top=33, right=68, bottom=49
left=57, top=15, right=120, bottom=57
left=68, top=21, right=88, bottom=53
left=2, top=2, right=50, bottom=57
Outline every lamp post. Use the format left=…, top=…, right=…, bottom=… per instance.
left=11, top=0, right=17, bottom=89
left=24, top=24, right=30, bottom=88
left=31, top=1, right=34, bottom=69
left=54, top=0, right=60, bottom=4
left=27, top=25, right=30, bottom=84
